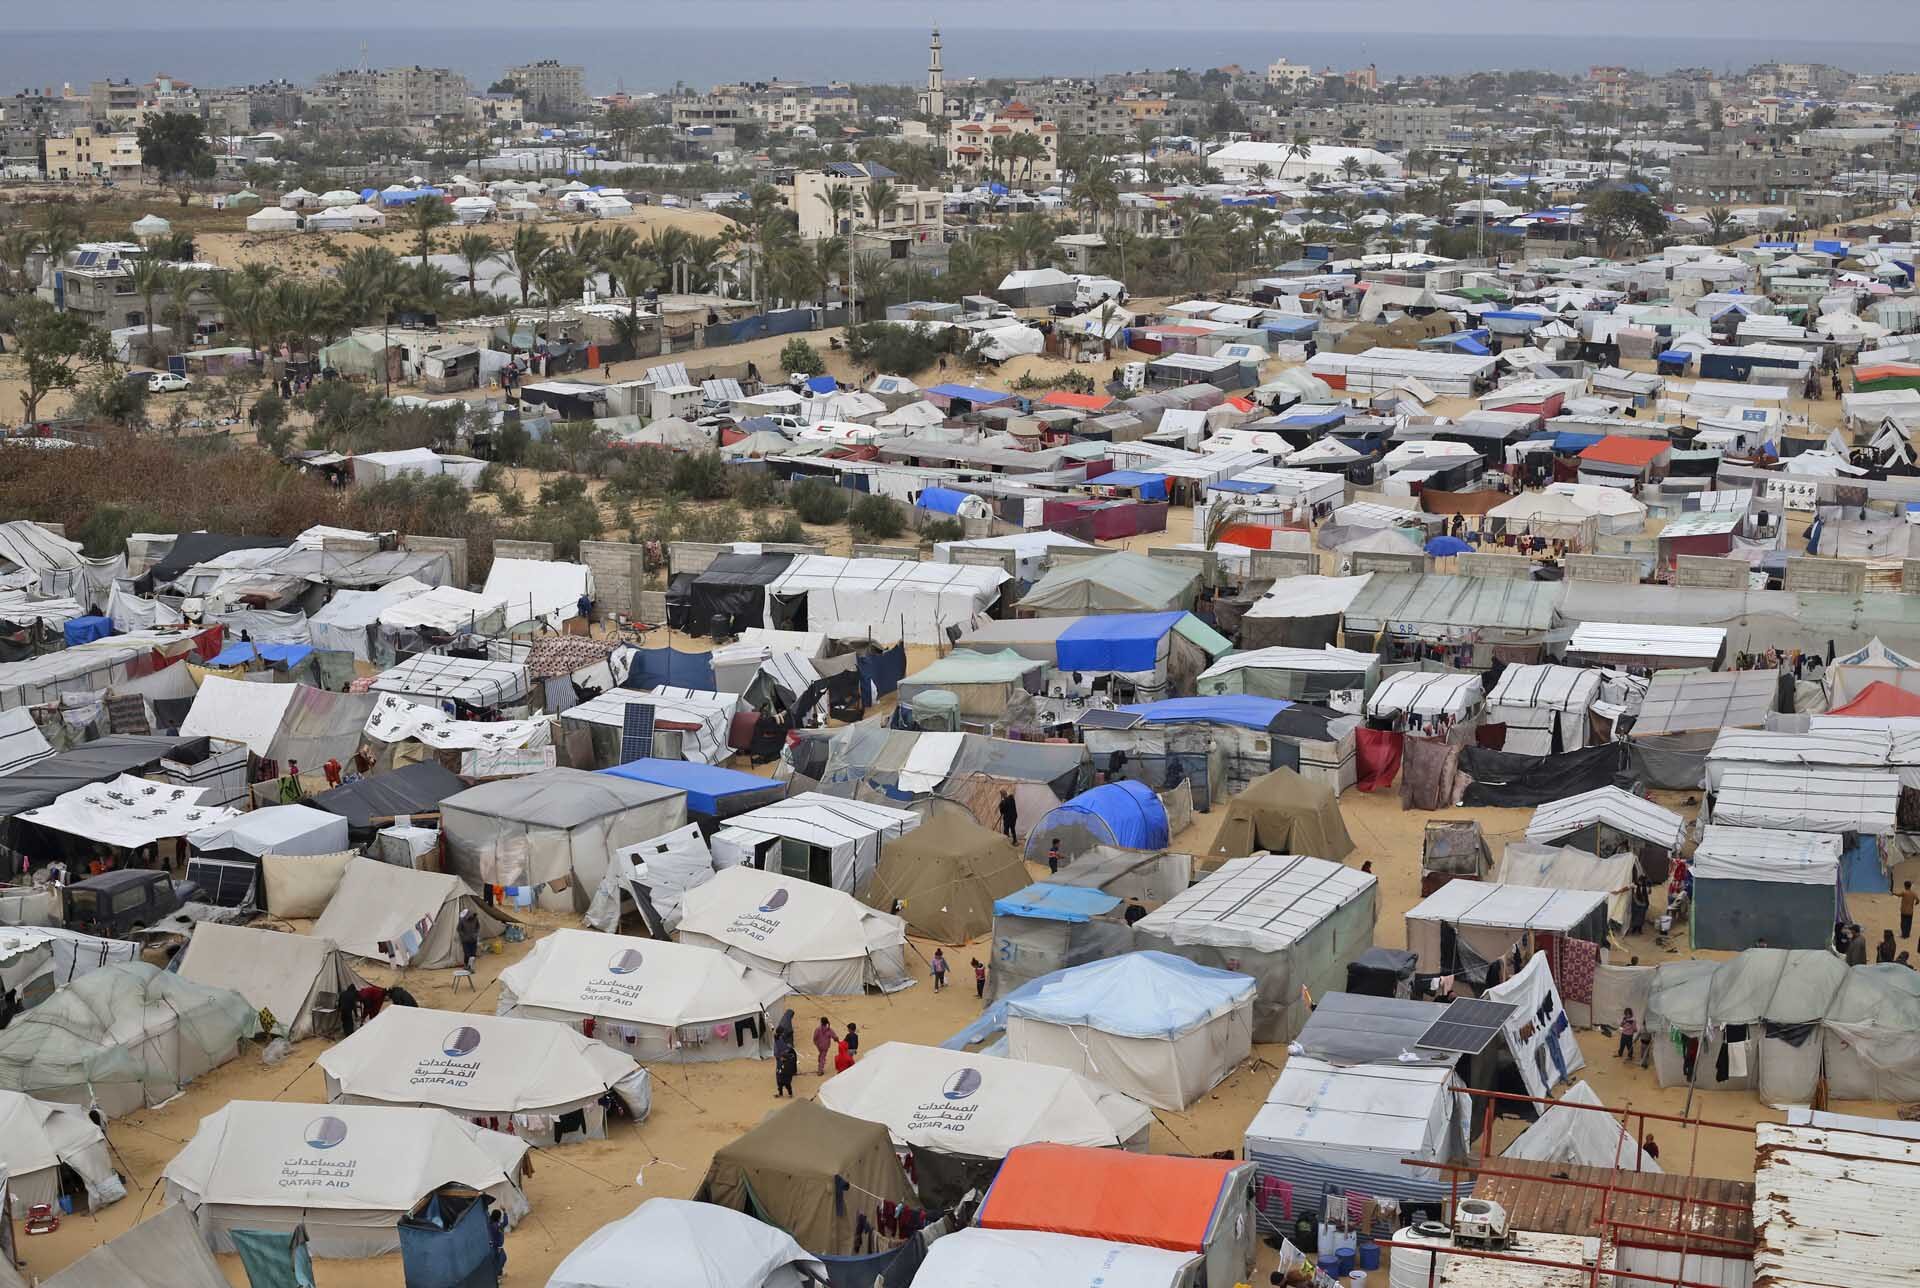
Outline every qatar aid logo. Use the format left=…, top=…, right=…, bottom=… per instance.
left=758, top=887, right=790, bottom=914
left=304, top=1115, right=350, bottom=1151
left=941, top=1067, right=983, bottom=1101
left=607, top=948, right=645, bottom=975
left=442, top=1026, right=482, bottom=1058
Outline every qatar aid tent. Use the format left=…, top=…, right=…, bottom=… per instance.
left=708, top=792, right=919, bottom=896
left=1243, top=1058, right=1469, bottom=1232
left=309, top=857, right=503, bottom=969
left=1485, top=664, right=1604, bottom=755
left=175, top=923, right=365, bottom=1040
left=163, top=1101, right=530, bottom=1258
left=861, top=813, right=1030, bottom=944
left=0, top=962, right=257, bottom=1117
left=1004, top=951, right=1255, bottom=1111
left=677, top=867, right=912, bottom=994
left=1690, top=825, right=1843, bottom=951
left=496, top=929, right=789, bottom=1062
left=1205, top=766, right=1355, bottom=863
left=697, top=1099, right=917, bottom=1257
left=912, top=1228, right=1199, bottom=1288
left=817, top=1042, right=1153, bottom=1206
left=1197, top=645, right=1381, bottom=703
left=439, top=767, right=688, bottom=911
left=764, top=556, right=1006, bottom=644
left=1132, top=854, right=1376, bottom=1042
left=1025, top=780, right=1170, bottom=865
left=975, top=1145, right=1255, bottom=1288
left=318, top=1005, right=650, bottom=1140
left=0, top=1090, right=124, bottom=1215
left=548, top=1198, right=826, bottom=1288
left=38, top=1205, right=229, bottom=1288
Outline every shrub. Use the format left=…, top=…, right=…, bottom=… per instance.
left=917, top=516, right=965, bottom=544
left=670, top=450, right=729, bottom=500
left=731, top=468, right=781, bottom=508
left=790, top=477, right=849, bottom=525
left=680, top=504, right=744, bottom=545
left=753, top=512, right=806, bottom=544
left=849, top=494, right=905, bottom=541
left=779, top=337, right=824, bottom=377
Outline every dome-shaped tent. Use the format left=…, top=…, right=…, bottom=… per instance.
left=1025, top=780, right=1170, bottom=864
left=131, top=213, right=172, bottom=237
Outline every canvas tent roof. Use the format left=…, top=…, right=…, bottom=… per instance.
left=1494, top=842, right=1636, bottom=927
left=1007, top=951, right=1254, bottom=1040
left=370, top=653, right=529, bottom=707
left=1568, top=622, right=1724, bottom=661
left=766, top=556, right=1005, bottom=644
left=1526, top=786, right=1687, bottom=851
left=309, top=857, right=503, bottom=968
left=0, top=1090, right=122, bottom=1215
left=1021, top=552, right=1197, bottom=615
left=186, top=802, right=348, bottom=858
left=1692, top=824, right=1843, bottom=884
left=1629, top=669, right=1778, bottom=737
left=1503, top=1079, right=1661, bottom=1172
left=678, top=866, right=912, bottom=994
left=305, top=761, right=465, bottom=829
left=1245, top=1056, right=1465, bottom=1180
left=1406, top=880, right=1611, bottom=934
left=1368, top=671, right=1483, bottom=719
left=911, top=1228, right=1198, bottom=1288
left=709, top=792, right=919, bottom=895
left=0, top=735, right=185, bottom=819
left=1487, top=665, right=1603, bottom=713
left=19, top=775, right=240, bottom=850
left=175, top=923, right=364, bottom=1040
left=0, top=707, right=52, bottom=778
left=497, top=928, right=790, bottom=1032
left=863, top=813, right=1030, bottom=944
left=1711, top=764, right=1899, bottom=834
left=547, top=1198, right=825, bottom=1288
left=38, top=1205, right=229, bottom=1288
left=1206, top=766, right=1355, bottom=861
left=818, top=1041, right=1152, bottom=1159
left=562, top=687, right=739, bottom=766
left=1135, top=853, right=1372, bottom=954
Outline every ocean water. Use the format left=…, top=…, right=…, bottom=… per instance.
left=6, top=27, right=1920, bottom=97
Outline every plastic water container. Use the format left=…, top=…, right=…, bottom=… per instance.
left=1360, top=1241, right=1382, bottom=1271
left=1388, top=1222, right=1454, bottom=1288
left=1320, top=1256, right=1343, bottom=1280
left=1351, top=1273, right=1369, bottom=1288
left=1335, top=1230, right=1359, bottom=1257
left=1337, top=1248, right=1357, bottom=1276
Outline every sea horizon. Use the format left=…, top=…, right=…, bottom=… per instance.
left=6, top=27, right=1920, bottom=99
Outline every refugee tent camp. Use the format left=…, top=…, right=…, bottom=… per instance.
left=1689, top=825, right=1843, bottom=951
left=162, top=1100, right=531, bottom=1258
left=763, top=556, right=1006, bottom=643
left=708, top=792, right=920, bottom=895
left=174, top=923, right=366, bottom=1040
left=308, top=857, right=504, bottom=968
left=1019, top=551, right=1198, bottom=615
left=596, top=759, right=785, bottom=826
left=1484, top=665, right=1604, bottom=755
left=496, top=929, right=789, bottom=1062
left=677, top=867, right=913, bottom=994
left=1132, top=854, right=1376, bottom=1041
left=547, top=1198, right=826, bottom=1288
left=896, top=648, right=1045, bottom=727
left=1524, top=785, right=1687, bottom=877
left=1404, top=881, right=1610, bottom=984
left=1004, top=951, right=1255, bottom=1110
left=861, top=812, right=1030, bottom=944
left=1205, top=766, right=1355, bottom=861
left=1196, top=645, right=1381, bottom=703
left=1503, top=1080, right=1661, bottom=1172
left=305, top=761, right=467, bottom=836
left=319, top=1005, right=651, bottom=1139
left=974, top=1144, right=1257, bottom=1288
left=1493, top=841, right=1636, bottom=929
left=1025, top=779, right=1171, bottom=864
left=0, top=1090, right=124, bottom=1215
left=696, top=1098, right=917, bottom=1256
left=817, top=1042, right=1153, bottom=1205
left=1098, top=695, right=1357, bottom=800
left=178, top=675, right=375, bottom=765
left=0, top=962, right=258, bottom=1116
left=911, top=1228, right=1199, bottom=1288
left=959, top=610, right=1230, bottom=701
left=36, top=1205, right=229, bottom=1288
left=439, top=768, right=689, bottom=911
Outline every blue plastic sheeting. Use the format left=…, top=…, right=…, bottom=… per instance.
left=208, top=640, right=313, bottom=668
left=601, top=758, right=776, bottom=815
left=806, top=374, right=838, bottom=394
left=857, top=642, right=908, bottom=703
left=925, top=383, right=1010, bottom=405
left=1277, top=409, right=1345, bottom=428
left=622, top=646, right=716, bottom=692
left=1554, top=431, right=1604, bottom=453
left=993, top=882, right=1124, bottom=923
left=1003, top=950, right=1257, bottom=1039
left=1210, top=478, right=1273, bottom=494
left=1056, top=611, right=1186, bottom=673
left=231, top=1228, right=318, bottom=1288
left=1263, top=316, right=1319, bottom=336
left=1035, top=780, right=1169, bottom=851
left=1813, top=240, right=1846, bottom=255
left=1094, top=470, right=1169, bottom=500
left=397, top=1189, right=497, bottom=1288
left=1443, top=334, right=1491, bottom=355
left=1117, top=695, right=1290, bottom=731
left=1657, top=350, right=1694, bottom=365
left=62, top=615, right=114, bottom=646
left=1426, top=535, right=1473, bottom=556
left=1482, top=310, right=1545, bottom=325
left=1842, top=834, right=1890, bottom=894
left=915, top=487, right=971, bottom=515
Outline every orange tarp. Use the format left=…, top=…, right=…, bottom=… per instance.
left=976, top=1143, right=1238, bottom=1251
left=1830, top=680, right=1920, bottom=718
left=1578, top=436, right=1668, bottom=468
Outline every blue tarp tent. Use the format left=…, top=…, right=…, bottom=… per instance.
left=62, top=615, right=113, bottom=646
left=1093, top=470, right=1169, bottom=501
left=1056, top=611, right=1186, bottom=673
left=1209, top=478, right=1272, bottom=494
left=1116, top=695, right=1290, bottom=731
left=1813, top=240, right=1846, bottom=256
left=915, top=487, right=972, bottom=515
left=1006, top=951, right=1255, bottom=1038
left=1657, top=349, right=1695, bottom=366
left=1434, top=332, right=1491, bottom=355
left=805, top=374, right=838, bottom=394
left=1276, top=409, right=1345, bottom=429
left=600, top=757, right=781, bottom=817
left=1025, top=780, right=1169, bottom=861
left=925, top=382, right=1011, bottom=407
left=1426, top=535, right=1473, bottom=556
left=1553, top=431, right=1604, bottom=453
left=992, top=882, right=1123, bottom=923
left=622, top=646, right=717, bottom=692
left=1263, top=316, right=1319, bottom=337
left=208, top=640, right=314, bottom=668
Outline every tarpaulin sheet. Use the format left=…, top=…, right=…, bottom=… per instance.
left=306, top=761, right=466, bottom=829
left=600, top=757, right=781, bottom=816
left=1116, top=695, right=1289, bottom=731
left=857, top=643, right=907, bottom=703
left=915, top=487, right=972, bottom=515
left=1400, top=737, right=1461, bottom=810
left=1355, top=727, right=1402, bottom=791
left=1056, top=612, right=1184, bottom=673
left=144, top=532, right=289, bottom=587
left=1459, top=741, right=1627, bottom=807
left=1094, top=470, right=1169, bottom=501
left=1035, top=781, right=1168, bottom=850
left=62, top=616, right=113, bottom=646
left=206, top=640, right=312, bottom=668
left=623, top=647, right=716, bottom=692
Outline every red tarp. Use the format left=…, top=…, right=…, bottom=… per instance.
left=1830, top=680, right=1920, bottom=717
left=1355, top=727, right=1403, bottom=792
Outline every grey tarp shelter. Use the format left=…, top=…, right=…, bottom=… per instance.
left=1019, top=552, right=1199, bottom=615
left=1690, top=825, right=1843, bottom=951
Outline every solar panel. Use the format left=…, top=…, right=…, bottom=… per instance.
left=1076, top=709, right=1144, bottom=730
left=1415, top=998, right=1519, bottom=1056
left=620, top=702, right=657, bottom=763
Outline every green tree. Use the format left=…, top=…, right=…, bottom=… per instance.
left=849, top=494, right=905, bottom=541
left=454, top=232, right=495, bottom=297
left=779, top=337, right=825, bottom=377
left=12, top=298, right=112, bottom=423
left=1584, top=187, right=1669, bottom=253
left=408, top=198, right=455, bottom=262
left=125, top=258, right=175, bottom=363
left=135, top=112, right=215, bottom=198
left=252, top=389, right=293, bottom=454
left=505, top=226, right=551, bottom=307
left=1804, top=106, right=1837, bottom=131
left=551, top=420, right=605, bottom=473
left=1706, top=206, right=1736, bottom=244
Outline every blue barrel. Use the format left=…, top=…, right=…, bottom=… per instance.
left=1359, top=1242, right=1382, bottom=1271
left=1337, top=1249, right=1357, bottom=1276
left=1319, top=1256, right=1343, bottom=1279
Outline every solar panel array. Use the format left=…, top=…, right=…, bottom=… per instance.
left=1416, top=998, right=1519, bottom=1056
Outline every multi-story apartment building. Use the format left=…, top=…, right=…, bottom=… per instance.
left=88, top=79, right=142, bottom=126
left=1670, top=149, right=1839, bottom=204
left=505, top=61, right=587, bottom=116
left=735, top=84, right=860, bottom=130
left=786, top=162, right=944, bottom=244
left=1273, top=103, right=1464, bottom=150
left=1266, top=59, right=1317, bottom=90
left=314, top=66, right=469, bottom=122
left=44, top=127, right=143, bottom=181
left=949, top=102, right=1059, bottom=183
left=37, top=246, right=215, bottom=336
left=671, top=93, right=753, bottom=133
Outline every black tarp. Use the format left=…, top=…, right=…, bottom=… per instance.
left=144, top=532, right=290, bottom=588
left=1458, top=741, right=1627, bottom=808
left=0, top=735, right=188, bottom=819
left=681, top=552, right=793, bottom=636
left=1271, top=703, right=1345, bottom=742
left=306, top=761, right=466, bottom=830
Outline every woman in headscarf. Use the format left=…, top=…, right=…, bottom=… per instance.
left=772, top=1009, right=798, bottom=1098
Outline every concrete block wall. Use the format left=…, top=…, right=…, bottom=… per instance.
left=667, top=542, right=730, bottom=577
left=581, top=541, right=649, bottom=617
left=1454, top=553, right=1531, bottom=579
left=1250, top=550, right=1319, bottom=580
left=1350, top=551, right=1428, bottom=578
left=493, top=539, right=555, bottom=562
left=852, top=544, right=919, bottom=561
left=1902, top=560, right=1920, bottom=594
left=1565, top=554, right=1641, bottom=585
left=1784, top=557, right=1865, bottom=596
left=1675, top=556, right=1748, bottom=589
left=1150, top=546, right=1220, bottom=586
left=402, top=534, right=468, bottom=589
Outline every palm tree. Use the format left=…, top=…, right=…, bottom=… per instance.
left=610, top=250, right=662, bottom=326
left=1278, top=135, right=1312, bottom=183
left=505, top=225, right=550, bottom=307
left=126, top=258, right=174, bottom=362
left=1004, top=212, right=1057, bottom=271
left=454, top=232, right=494, bottom=297
left=408, top=198, right=454, bottom=263
left=1132, top=122, right=1160, bottom=169
left=862, top=180, right=898, bottom=233
left=1706, top=206, right=1736, bottom=245
left=1251, top=163, right=1274, bottom=186
left=1338, top=157, right=1365, bottom=183
left=815, top=185, right=854, bottom=239
left=0, top=228, right=37, bottom=295
left=1364, top=162, right=1387, bottom=181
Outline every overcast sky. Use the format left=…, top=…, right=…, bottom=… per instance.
left=29, top=0, right=1920, bottom=38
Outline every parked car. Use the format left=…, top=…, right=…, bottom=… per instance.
left=147, top=372, right=191, bottom=393
left=61, top=868, right=200, bottom=936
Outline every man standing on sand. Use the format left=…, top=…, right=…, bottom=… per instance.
left=998, top=790, right=1018, bottom=842
left=1902, top=882, right=1917, bottom=941
left=812, top=1016, right=837, bottom=1075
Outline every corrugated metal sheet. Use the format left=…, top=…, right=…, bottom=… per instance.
left=1754, top=1121, right=1920, bottom=1288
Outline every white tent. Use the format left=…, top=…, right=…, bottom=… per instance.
left=496, top=929, right=789, bottom=1063
left=309, top=857, right=503, bottom=969
left=1005, top=951, right=1255, bottom=1111
left=1196, top=645, right=1380, bottom=703
left=353, top=447, right=483, bottom=485
left=765, top=556, right=1006, bottom=644
left=18, top=775, right=239, bottom=850
left=1544, top=482, right=1648, bottom=534
left=1485, top=664, right=1604, bottom=755
left=1367, top=671, right=1484, bottom=722
left=1504, top=1080, right=1660, bottom=1172
left=1494, top=841, right=1636, bottom=930
left=187, top=802, right=349, bottom=859
left=820, top=1041, right=1151, bottom=1170
left=560, top=687, right=740, bottom=765
left=1526, top=785, right=1687, bottom=854
left=37, top=1205, right=228, bottom=1288
left=709, top=792, right=920, bottom=895
left=549, top=1198, right=826, bottom=1288
left=176, top=923, right=364, bottom=1040
left=913, top=1228, right=1198, bottom=1288
left=0, top=1091, right=124, bottom=1215
left=306, top=576, right=433, bottom=660
left=318, top=189, right=359, bottom=206
left=440, top=768, right=688, bottom=912
left=483, top=557, right=591, bottom=627
left=319, top=1005, right=650, bottom=1140
left=179, top=675, right=377, bottom=763
left=245, top=206, right=301, bottom=233
left=1243, top=1058, right=1468, bottom=1230
left=163, top=1101, right=529, bottom=1258
left=279, top=188, right=318, bottom=209
left=678, top=866, right=912, bottom=995
left=131, top=214, right=171, bottom=237
left=1404, top=880, right=1611, bottom=976
left=375, top=585, right=510, bottom=639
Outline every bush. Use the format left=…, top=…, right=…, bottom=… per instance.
left=779, top=337, right=825, bottom=378
left=917, top=516, right=965, bottom=544
left=71, top=373, right=149, bottom=427
left=491, top=421, right=531, bottom=465
left=849, top=494, right=905, bottom=541
left=731, top=468, right=781, bottom=508
left=842, top=321, right=973, bottom=376
left=790, top=477, right=849, bottom=525
left=670, top=451, right=729, bottom=500
left=753, top=512, right=806, bottom=543
left=680, top=504, right=744, bottom=545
